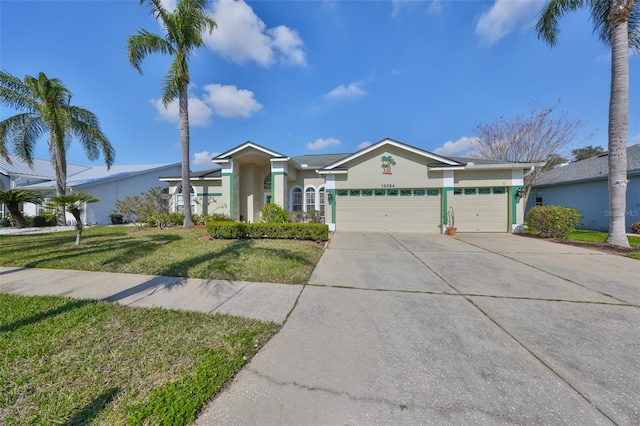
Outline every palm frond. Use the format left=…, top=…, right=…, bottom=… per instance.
left=535, top=0, right=586, bottom=46
left=127, top=30, right=174, bottom=73
left=162, top=50, right=188, bottom=106
left=0, top=113, right=46, bottom=165
left=0, top=72, right=40, bottom=113
left=67, top=106, right=115, bottom=168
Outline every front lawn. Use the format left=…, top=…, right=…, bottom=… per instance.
left=568, top=230, right=640, bottom=260
left=0, top=293, right=280, bottom=425
left=0, top=226, right=324, bottom=284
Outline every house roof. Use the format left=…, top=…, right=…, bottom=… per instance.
left=0, top=155, right=90, bottom=179
left=159, top=168, right=222, bottom=182
left=214, top=141, right=287, bottom=160
left=20, top=163, right=181, bottom=190
left=292, top=153, right=351, bottom=169
left=534, top=144, right=640, bottom=187
left=321, top=138, right=462, bottom=170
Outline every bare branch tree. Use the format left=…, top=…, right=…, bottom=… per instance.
left=473, top=102, right=587, bottom=206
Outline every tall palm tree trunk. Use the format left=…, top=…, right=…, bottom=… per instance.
left=606, top=16, right=630, bottom=247
left=53, top=144, right=67, bottom=225
left=179, top=88, right=194, bottom=228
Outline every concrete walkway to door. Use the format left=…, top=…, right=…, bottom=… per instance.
left=198, top=232, right=640, bottom=425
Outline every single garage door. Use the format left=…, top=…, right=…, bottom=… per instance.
left=336, top=188, right=441, bottom=233
left=450, top=187, right=508, bottom=232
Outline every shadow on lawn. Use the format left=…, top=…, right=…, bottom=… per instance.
left=156, top=239, right=317, bottom=282
left=0, top=298, right=94, bottom=333
left=14, top=233, right=181, bottom=269
left=64, top=387, right=119, bottom=426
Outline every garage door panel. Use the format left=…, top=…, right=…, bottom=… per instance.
left=336, top=193, right=441, bottom=233
left=451, top=193, right=508, bottom=233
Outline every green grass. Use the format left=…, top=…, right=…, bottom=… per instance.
left=0, top=226, right=324, bottom=284
left=568, top=230, right=640, bottom=259
left=0, top=293, right=280, bottom=425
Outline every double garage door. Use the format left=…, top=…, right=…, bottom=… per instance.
left=335, top=188, right=442, bottom=233
left=335, top=187, right=508, bottom=233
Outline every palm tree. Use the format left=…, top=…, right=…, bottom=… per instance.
left=0, top=189, right=42, bottom=229
left=0, top=72, right=115, bottom=201
left=536, top=0, right=639, bottom=247
left=127, top=0, right=216, bottom=229
left=46, top=192, right=99, bottom=245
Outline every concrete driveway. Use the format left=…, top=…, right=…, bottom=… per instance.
left=198, top=232, right=639, bottom=425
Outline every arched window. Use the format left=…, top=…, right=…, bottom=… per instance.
left=305, top=187, right=316, bottom=211
left=291, top=187, right=303, bottom=212
left=264, top=173, right=271, bottom=190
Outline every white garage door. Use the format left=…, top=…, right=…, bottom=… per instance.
left=336, top=188, right=441, bottom=233
left=450, top=187, right=508, bottom=232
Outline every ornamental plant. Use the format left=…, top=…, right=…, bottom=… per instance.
left=526, top=205, right=581, bottom=239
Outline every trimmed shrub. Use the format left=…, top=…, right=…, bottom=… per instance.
left=526, top=205, right=581, bottom=238
left=207, top=221, right=328, bottom=241
left=31, top=215, right=57, bottom=227
left=260, top=203, right=288, bottom=223
left=631, top=222, right=640, bottom=235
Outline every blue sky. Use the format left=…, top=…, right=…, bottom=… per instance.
left=1, top=0, right=638, bottom=170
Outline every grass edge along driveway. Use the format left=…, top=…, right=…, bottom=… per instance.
left=0, top=293, right=280, bottom=425
left=0, top=226, right=321, bottom=424
left=0, top=226, right=325, bottom=284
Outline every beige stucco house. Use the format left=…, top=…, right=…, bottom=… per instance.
left=160, top=138, right=538, bottom=233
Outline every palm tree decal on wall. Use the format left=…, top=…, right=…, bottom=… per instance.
left=381, top=155, right=396, bottom=174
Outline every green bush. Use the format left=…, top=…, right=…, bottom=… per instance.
left=31, top=215, right=57, bottom=227
left=193, top=213, right=232, bottom=225
left=0, top=216, right=12, bottom=227
left=207, top=222, right=328, bottom=241
left=260, top=203, right=288, bottom=223
left=526, top=205, right=581, bottom=238
left=631, top=222, right=640, bottom=235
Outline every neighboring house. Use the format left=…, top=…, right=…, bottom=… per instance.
left=0, top=155, right=181, bottom=225
left=160, top=138, right=538, bottom=233
left=526, top=144, right=640, bottom=232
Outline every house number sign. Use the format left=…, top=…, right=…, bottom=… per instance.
left=381, top=184, right=395, bottom=188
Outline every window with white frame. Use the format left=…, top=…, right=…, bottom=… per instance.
left=175, top=185, right=196, bottom=213
left=318, top=187, right=325, bottom=223
left=305, top=187, right=316, bottom=211
left=291, top=187, right=303, bottom=212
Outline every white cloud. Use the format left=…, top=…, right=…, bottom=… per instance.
left=325, top=82, right=366, bottom=100
left=192, top=150, right=220, bottom=168
left=307, top=137, right=341, bottom=151
left=202, top=84, right=262, bottom=118
left=475, top=0, right=540, bottom=45
left=357, top=141, right=372, bottom=150
left=150, top=97, right=213, bottom=127
left=151, top=84, right=261, bottom=125
left=206, top=0, right=306, bottom=67
left=434, top=137, right=480, bottom=157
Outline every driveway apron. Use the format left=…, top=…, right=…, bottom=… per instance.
left=198, top=232, right=639, bottom=425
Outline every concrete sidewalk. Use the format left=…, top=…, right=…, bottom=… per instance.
left=0, top=267, right=301, bottom=324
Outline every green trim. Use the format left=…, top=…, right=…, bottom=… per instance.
left=196, top=192, right=222, bottom=197
left=442, top=187, right=453, bottom=226
left=222, top=172, right=234, bottom=218
left=328, top=189, right=336, bottom=224
left=512, top=185, right=522, bottom=225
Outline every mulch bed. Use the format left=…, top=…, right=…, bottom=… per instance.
left=548, top=238, right=639, bottom=257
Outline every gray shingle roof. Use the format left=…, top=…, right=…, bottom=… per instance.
left=0, top=155, right=90, bottom=179
left=292, top=153, right=351, bottom=168
left=534, top=144, right=640, bottom=187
